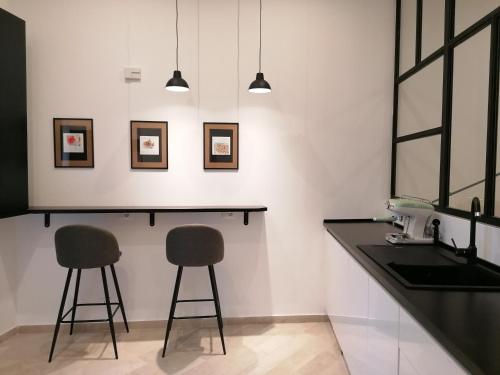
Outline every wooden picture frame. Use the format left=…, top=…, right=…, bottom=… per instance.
left=53, top=118, right=94, bottom=168
left=130, top=121, right=168, bottom=169
left=204, top=122, right=239, bottom=170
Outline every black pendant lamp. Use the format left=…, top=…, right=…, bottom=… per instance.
left=166, top=0, right=189, bottom=92
left=249, top=0, right=271, bottom=93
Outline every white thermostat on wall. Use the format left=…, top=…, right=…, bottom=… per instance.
left=124, top=67, right=141, bottom=81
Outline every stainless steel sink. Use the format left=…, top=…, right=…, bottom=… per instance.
left=357, top=244, right=500, bottom=291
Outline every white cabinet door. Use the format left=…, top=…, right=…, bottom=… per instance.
left=325, top=231, right=370, bottom=375
left=325, top=231, right=399, bottom=375
left=399, top=349, right=420, bottom=375
left=325, top=230, right=468, bottom=375
left=399, top=307, right=469, bottom=375
left=325, top=232, right=369, bottom=318
left=367, top=276, right=400, bottom=375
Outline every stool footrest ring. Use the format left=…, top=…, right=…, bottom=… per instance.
left=173, top=314, right=218, bottom=320
left=177, top=298, right=214, bottom=303
left=61, top=303, right=120, bottom=322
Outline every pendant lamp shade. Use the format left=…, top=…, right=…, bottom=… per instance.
left=249, top=72, right=271, bottom=93
left=166, top=70, right=189, bottom=92
left=249, top=0, right=271, bottom=93
left=165, top=0, right=189, bottom=92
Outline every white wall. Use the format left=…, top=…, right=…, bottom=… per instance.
left=0, top=218, right=17, bottom=335
left=0, top=0, right=394, bottom=324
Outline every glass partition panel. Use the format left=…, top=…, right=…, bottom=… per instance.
left=455, top=0, right=500, bottom=35
left=449, top=28, right=490, bottom=212
left=400, top=0, right=417, bottom=74
left=398, top=58, right=443, bottom=137
left=396, top=135, right=441, bottom=203
left=422, top=0, right=445, bottom=58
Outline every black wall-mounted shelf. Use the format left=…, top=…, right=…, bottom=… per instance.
left=28, top=206, right=268, bottom=228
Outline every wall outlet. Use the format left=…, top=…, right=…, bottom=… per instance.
left=119, top=213, right=133, bottom=221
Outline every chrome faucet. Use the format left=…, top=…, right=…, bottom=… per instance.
left=451, top=197, right=480, bottom=264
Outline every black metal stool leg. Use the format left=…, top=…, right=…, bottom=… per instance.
left=101, top=267, right=118, bottom=359
left=69, top=269, right=81, bottom=335
left=110, top=264, right=129, bottom=333
left=162, top=266, right=183, bottom=357
left=208, top=265, right=226, bottom=355
left=48, top=268, right=73, bottom=363
left=211, top=267, right=224, bottom=329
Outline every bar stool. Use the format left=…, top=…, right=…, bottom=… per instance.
left=48, top=225, right=129, bottom=362
left=162, top=224, right=226, bottom=357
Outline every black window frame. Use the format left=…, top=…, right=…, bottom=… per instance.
left=391, top=0, right=500, bottom=227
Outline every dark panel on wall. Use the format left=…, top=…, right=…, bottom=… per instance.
left=0, top=8, right=28, bottom=218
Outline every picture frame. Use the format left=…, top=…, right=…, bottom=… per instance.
left=53, top=118, right=94, bottom=168
left=130, top=121, right=168, bottom=169
left=204, top=122, right=239, bottom=170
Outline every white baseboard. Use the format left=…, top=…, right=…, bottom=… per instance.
left=0, top=326, right=18, bottom=342
left=14, top=314, right=328, bottom=334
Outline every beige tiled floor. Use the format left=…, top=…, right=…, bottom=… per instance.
left=0, top=322, right=348, bottom=375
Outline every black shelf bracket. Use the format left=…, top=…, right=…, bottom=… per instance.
left=41, top=211, right=253, bottom=228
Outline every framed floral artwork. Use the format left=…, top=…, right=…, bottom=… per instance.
left=203, top=122, right=239, bottom=170
left=53, top=118, right=94, bottom=168
left=130, top=121, right=168, bottom=169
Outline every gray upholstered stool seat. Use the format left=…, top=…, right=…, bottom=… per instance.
left=49, top=225, right=129, bottom=363
left=55, top=225, right=121, bottom=269
left=162, top=225, right=226, bottom=357
left=166, top=224, right=224, bottom=267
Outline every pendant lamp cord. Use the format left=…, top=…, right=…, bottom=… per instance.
left=259, top=0, right=262, bottom=72
left=176, top=0, right=179, bottom=70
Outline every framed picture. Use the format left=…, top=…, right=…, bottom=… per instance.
left=53, top=118, right=94, bottom=168
left=204, top=122, right=239, bottom=170
left=130, top=121, right=168, bottom=169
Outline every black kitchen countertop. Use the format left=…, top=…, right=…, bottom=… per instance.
left=324, top=219, right=500, bottom=375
